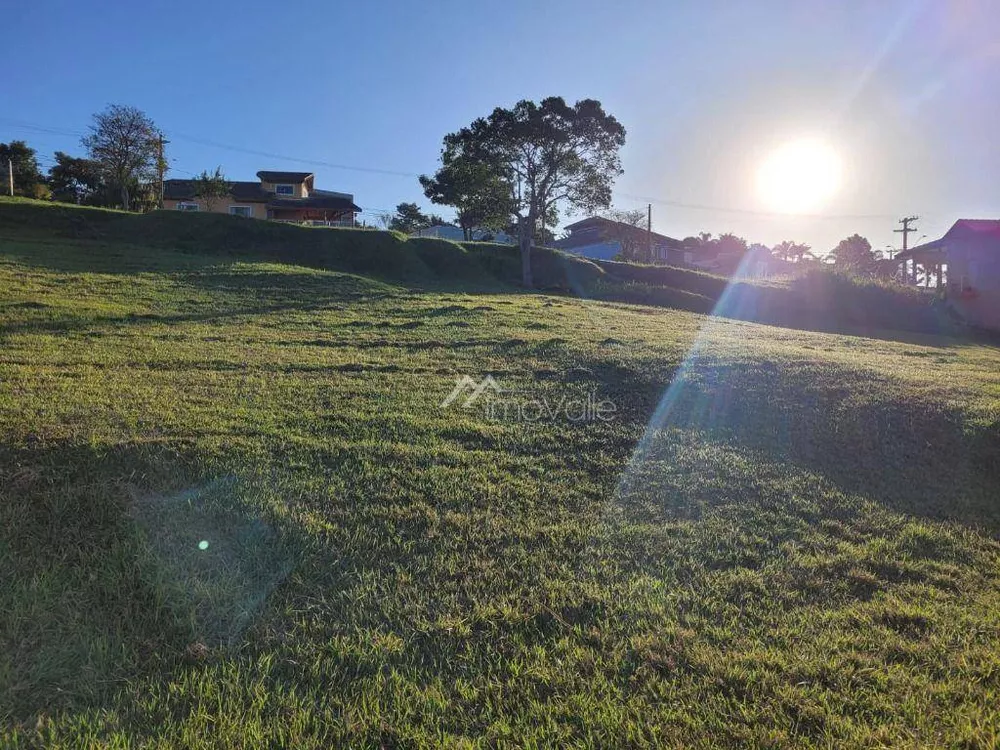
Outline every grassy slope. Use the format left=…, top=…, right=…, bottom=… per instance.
left=0, top=198, right=957, bottom=336
left=2, top=202, right=1000, bottom=746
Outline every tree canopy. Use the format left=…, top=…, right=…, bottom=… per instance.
left=772, top=240, right=812, bottom=263
left=419, top=156, right=514, bottom=241
left=831, top=233, right=878, bottom=272
left=388, top=203, right=446, bottom=234
left=0, top=140, right=48, bottom=198
left=82, top=104, right=163, bottom=211
left=433, top=97, right=626, bottom=285
left=715, top=232, right=748, bottom=256
left=48, top=151, right=105, bottom=204
left=193, top=167, right=231, bottom=212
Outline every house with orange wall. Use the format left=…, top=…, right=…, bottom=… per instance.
left=162, top=171, right=360, bottom=224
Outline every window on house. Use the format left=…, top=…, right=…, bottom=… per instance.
left=275, top=184, right=294, bottom=196
left=177, top=202, right=199, bottom=211
left=229, top=206, right=253, bottom=218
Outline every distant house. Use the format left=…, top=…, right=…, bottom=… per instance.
left=411, top=225, right=516, bottom=244
left=163, top=171, right=361, bottom=224
left=893, top=219, right=1000, bottom=330
left=554, top=216, right=682, bottom=262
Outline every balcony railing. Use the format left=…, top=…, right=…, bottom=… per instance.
left=271, top=219, right=356, bottom=228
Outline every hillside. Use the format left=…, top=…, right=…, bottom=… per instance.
left=0, top=198, right=961, bottom=338
left=2, top=200, right=1000, bottom=746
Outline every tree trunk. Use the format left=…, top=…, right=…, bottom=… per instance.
left=121, top=183, right=130, bottom=212
left=519, top=214, right=534, bottom=287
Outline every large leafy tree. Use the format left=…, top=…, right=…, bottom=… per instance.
left=434, top=97, right=626, bottom=286
left=193, top=167, right=231, bottom=212
left=0, top=140, right=47, bottom=198
left=82, top=104, right=163, bottom=211
left=419, top=157, right=514, bottom=241
left=832, top=233, right=878, bottom=272
left=48, top=151, right=105, bottom=204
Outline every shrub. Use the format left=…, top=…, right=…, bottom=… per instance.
left=586, top=278, right=715, bottom=314
left=591, top=259, right=730, bottom=300
left=784, top=266, right=954, bottom=333
left=462, top=242, right=605, bottom=290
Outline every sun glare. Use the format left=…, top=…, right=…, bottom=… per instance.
left=756, top=138, right=842, bottom=214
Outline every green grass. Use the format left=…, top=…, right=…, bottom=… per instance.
left=3, top=199, right=1000, bottom=747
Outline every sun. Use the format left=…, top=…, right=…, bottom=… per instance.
left=756, top=138, right=842, bottom=214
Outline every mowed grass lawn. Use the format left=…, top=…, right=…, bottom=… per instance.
left=2, top=234, right=1000, bottom=747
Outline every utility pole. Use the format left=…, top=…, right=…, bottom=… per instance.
left=647, top=203, right=653, bottom=261
left=892, top=216, right=920, bottom=285
left=894, top=215, right=919, bottom=285
left=7, top=159, right=13, bottom=197
left=156, top=134, right=170, bottom=210
left=894, top=215, right=919, bottom=252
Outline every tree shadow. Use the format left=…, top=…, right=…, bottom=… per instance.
left=0, top=264, right=405, bottom=339
left=0, top=441, right=296, bottom=723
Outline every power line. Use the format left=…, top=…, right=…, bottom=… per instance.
left=0, top=117, right=420, bottom=179
left=0, top=119, right=87, bottom=138
left=614, top=191, right=899, bottom=221
left=166, top=132, right=419, bottom=179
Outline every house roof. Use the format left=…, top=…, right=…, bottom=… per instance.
left=163, top=179, right=360, bottom=212
left=164, top=179, right=271, bottom=203
left=558, top=216, right=681, bottom=250
left=946, top=219, right=1000, bottom=241
left=268, top=195, right=361, bottom=212
left=256, top=171, right=314, bottom=183
left=896, top=219, right=1000, bottom=261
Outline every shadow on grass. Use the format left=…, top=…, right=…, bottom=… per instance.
left=548, top=328, right=1000, bottom=532
left=596, top=347, right=1000, bottom=532
left=0, top=441, right=297, bottom=722
left=0, top=266, right=402, bottom=338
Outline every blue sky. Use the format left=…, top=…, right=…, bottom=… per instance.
left=3, top=0, right=998, bottom=252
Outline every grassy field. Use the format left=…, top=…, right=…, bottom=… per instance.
left=2, top=202, right=1000, bottom=747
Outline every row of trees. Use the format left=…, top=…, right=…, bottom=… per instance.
left=598, top=212, right=816, bottom=266
left=602, top=214, right=882, bottom=274
left=2, top=104, right=166, bottom=211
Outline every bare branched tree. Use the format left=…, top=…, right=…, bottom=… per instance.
left=599, top=208, right=649, bottom=262
left=82, top=104, right=162, bottom=211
